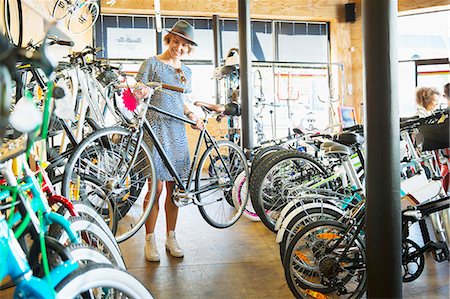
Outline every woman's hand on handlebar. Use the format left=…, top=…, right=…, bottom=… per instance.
left=132, top=82, right=151, bottom=100
left=188, top=113, right=204, bottom=130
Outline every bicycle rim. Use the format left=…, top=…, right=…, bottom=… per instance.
left=252, top=151, right=329, bottom=231
left=52, top=0, right=71, bottom=20
left=196, top=140, right=249, bottom=228
left=284, top=220, right=366, bottom=298
left=62, top=127, right=156, bottom=243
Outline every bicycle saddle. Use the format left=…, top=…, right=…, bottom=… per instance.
left=335, top=132, right=364, bottom=146
left=324, top=142, right=352, bottom=157
left=320, top=141, right=335, bottom=150
left=224, top=102, right=241, bottom=116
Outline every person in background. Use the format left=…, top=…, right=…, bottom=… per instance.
left=443, top=83, right=449, bottom=107
left=133, top=20, right=204, bottom=262
left=415, top=87, right=440, bottom=117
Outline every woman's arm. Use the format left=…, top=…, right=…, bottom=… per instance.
left=184, top=103, right=204, bottom=130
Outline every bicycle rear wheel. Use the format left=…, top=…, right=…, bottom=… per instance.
left=283, top=220, right=366, bottom=298
left=67, top=0, right=99, bottom=34
left=196, top=140, right=249, bottom=228
left=61, top=126, right=157, bottom=243
left=3, top=0, right=23, bottom=47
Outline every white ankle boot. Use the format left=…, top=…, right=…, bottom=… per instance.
left=145, top=233, right=160, bottom=262
left=165, top=230, right=184, bottom=258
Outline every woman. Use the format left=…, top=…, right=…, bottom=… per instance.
left=134, top=20, right=203, bottom=262
left=415, top=87, right=439, bottom=117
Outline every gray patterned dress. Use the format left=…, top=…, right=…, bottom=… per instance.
left=136, top=56, right=192, bottom=181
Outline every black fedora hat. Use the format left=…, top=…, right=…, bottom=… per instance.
left=167, top=20, right=198, bottom=46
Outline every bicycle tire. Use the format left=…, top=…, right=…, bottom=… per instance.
left=4, top=0, right=23, bottom=47
left=196, top=140, right=249, bottom=228
left=232, top=171, right=260, bottom=221
left=283, top=220, right=366, bottom=298
left=278, top=205, right=344, bottom=262
left=65, top=243, right=114, bottom=265
left=61, top=202, right=119, bottom=252
left=55, top=263, right=154, bottom=298
left=49, top=215, right=126, bottom=270
left=67, top=0, right=100, bottom=35
left=251, top=145, right=285, bottom=171
left=61, top=126, right=157, bottom=243
left=249, top=150, right=329, bottom=232
left=52, top=0, right=71, bottom=20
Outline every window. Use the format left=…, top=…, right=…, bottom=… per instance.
left=94, top=15, right=334, bottom=142
left=397, top=10, right=450, bottom=115
left=95, top=15, right=156, bottom=59
left=276, top=21, right=329, bottom=62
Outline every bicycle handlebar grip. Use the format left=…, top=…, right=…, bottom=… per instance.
left=56, top=40, right=74, bottom=47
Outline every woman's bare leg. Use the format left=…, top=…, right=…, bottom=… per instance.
left=164, top=181, right=178, bottom=233
left=145, top=180, right=164, bottom=234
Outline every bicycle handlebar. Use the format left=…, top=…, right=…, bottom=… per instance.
left=121, top=82, right=185, bottom=93
left=400, top=109, right=448, bottom=130
left=50, top=39, right=74, bottom=47
left=342, top=124, right=364, bottom=133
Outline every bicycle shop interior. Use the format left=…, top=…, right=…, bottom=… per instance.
left=0, top=0, right=449, bottom=298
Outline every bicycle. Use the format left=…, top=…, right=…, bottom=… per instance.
left=61, top=81, right=250, bottom=242
left=249, top=130, right=365, bottom=232
left=51, top=0, right=100, bottom=34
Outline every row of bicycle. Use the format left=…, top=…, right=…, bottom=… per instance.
left=0, top=29, right=157, bottom=297
left=236, top=111, right=449, bottom=298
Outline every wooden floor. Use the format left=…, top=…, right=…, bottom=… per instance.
left=119, top=204, right=449, bottom=299
left=1, top=204, right=449, bottom=298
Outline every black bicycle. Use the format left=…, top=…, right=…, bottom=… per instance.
left=61, top=82, right=250, bottom=242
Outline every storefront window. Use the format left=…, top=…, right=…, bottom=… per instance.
left=398, top=10, right=450, bottom=115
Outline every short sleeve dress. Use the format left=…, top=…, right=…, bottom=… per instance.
left=136, top=56, right=192, bottom=181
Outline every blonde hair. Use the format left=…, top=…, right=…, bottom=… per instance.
left=163, top=33, right=193, bottom=54
left=416, top=87, right=439, bottom=108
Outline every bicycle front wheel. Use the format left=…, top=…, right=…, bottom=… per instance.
left=196, top=140, right=249, bottom=228
left=61, top=126, right=157, bottom=243
left=51, top=0, right=71, bottom=20
left=55, top=263, right=153, bottom=299
left=67, top=0, right=99, bottom=34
